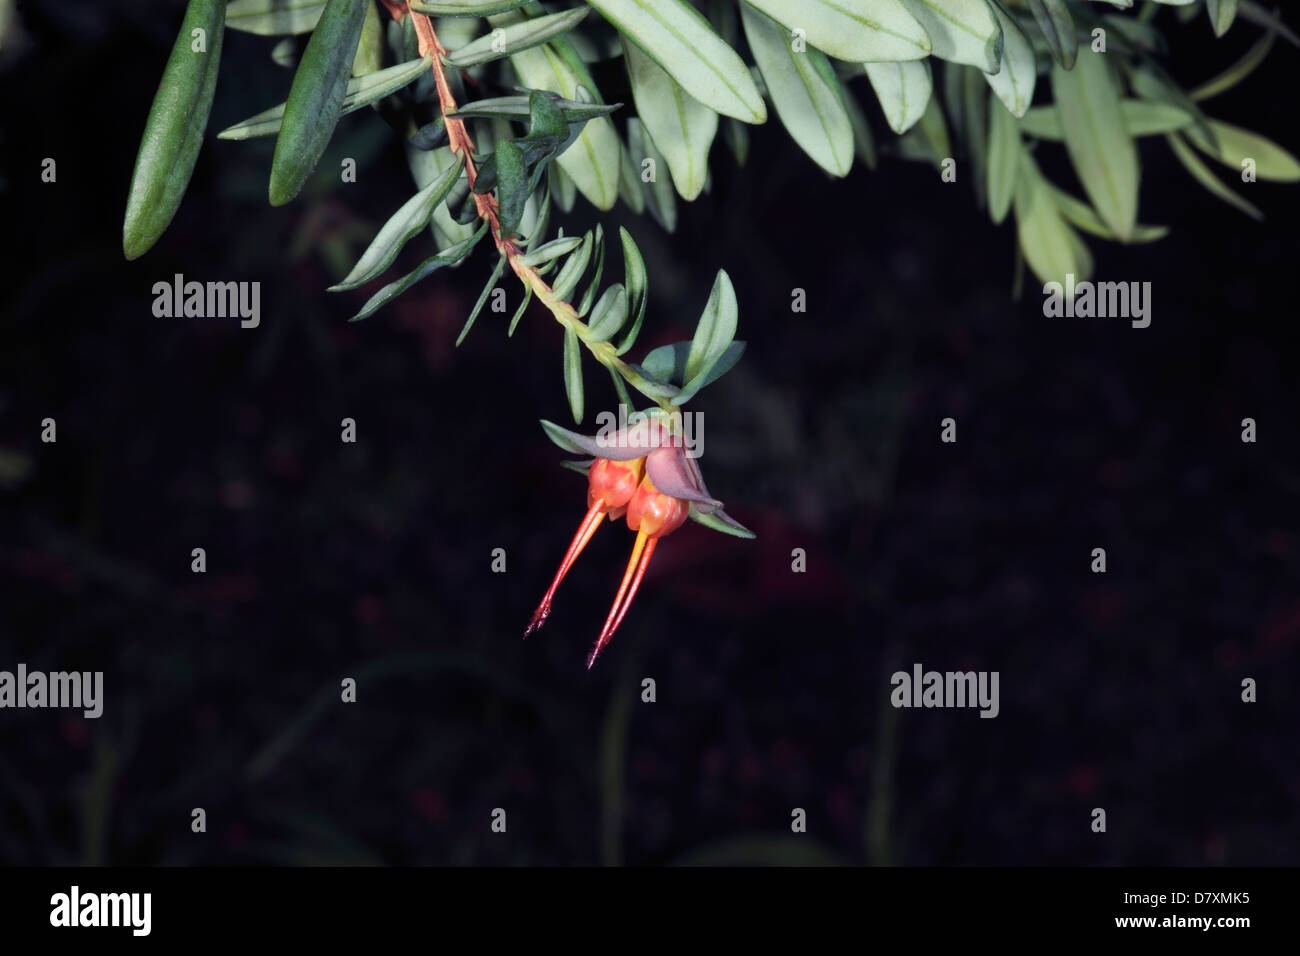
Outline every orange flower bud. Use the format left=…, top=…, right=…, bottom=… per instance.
left=626, top=474, right=688, bottom=540
left=587, top=457, right=645, bottom=517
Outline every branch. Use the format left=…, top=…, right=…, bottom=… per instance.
left=393, top=3, right=657, bottom=404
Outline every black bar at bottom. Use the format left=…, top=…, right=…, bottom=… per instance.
left=0, top=866, right=1286, bottom=943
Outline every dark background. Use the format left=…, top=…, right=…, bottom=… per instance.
left=1, top=1, right=1296, bottom=866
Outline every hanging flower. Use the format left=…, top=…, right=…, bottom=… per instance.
left=528, top=414, right=753, bottom=668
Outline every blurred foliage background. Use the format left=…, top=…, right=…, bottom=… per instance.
left=1, top=0, right=1298, bottom=865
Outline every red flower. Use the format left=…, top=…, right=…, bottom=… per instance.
left=528, top=415, right=752, bottom=668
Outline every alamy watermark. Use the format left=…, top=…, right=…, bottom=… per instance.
left=152, top=273, right=260, bottom=328
left=1043, top=273, right=1151, bottom=328
left=0, top=663, right=102, bottom=718
left=593, top=406, right=704, bottom=459
left=50, top=886, right=150, bottom=936
left=890, top=663, right=999, bottom=718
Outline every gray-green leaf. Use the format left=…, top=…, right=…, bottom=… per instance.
left=445, top=7, right=589, bottom=68
left=616, top=227, right=649, bottom=356
left=1185, top=119, right=1300, bottom=182
left=741, top=0, right=930, bottom=63
left=1014, top=152, right=1093, bottom=284
left=1028, top=0, right=1076, bottom=69
left=123, top=0, right=225, bottom=261
left=684, top=270, right=738, bottom=388
left=674, top=340, right=745, bottom=404
left=586, top=0, right=766, bottom=123
left=983, top=0, right=1035, bottom=117
left=864, top=60, right=932, bottom=135
left=588, top=284, right=630, bottom=341
left=329, top=155, right=465, bottom=291
left=1166, top=131, right=1262, bottom=220
left=1207, top=0, right=1238, bottom=37
left=226, top=0, right=323, bottom=36
left=1051, top=48, right=1139, bottom=241
left=563, top=326, right=585, bottom=422
left=498, top=17, right=621, bottom=210
left=986, top=96, right=1018, bottom=223
left=899, top=0, right=1002, bottom=72
left=220, top=56, right=432, bottom=140
left=270, top=0, right=370, bottom=206
left=1018, top=99, right=1194, bottom=139
left=411, top=0, right=533, bottom=15
left=350, top=224, right=487, bottom=321
left=742, top=3, right=853, bottom=176
left=624, top=42, right=718, bottom=200
left=628, top=118, right=678, bottom=231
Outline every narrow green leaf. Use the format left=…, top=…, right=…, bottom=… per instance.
left=271, top=37, right=298, bottom=69
left=742, top=3, right=853, bottom=176
left=1191, top=25, right=1274, bottom=100
left=1235, top=1, right=1300, bottom=48
left=563, top=326, right=585, bottom=423
left=864, top=60, right=932, bottom=135
left=741, top=0, right=930, bottom=63
left=684, top=271, right=738, bottom=387
left=628, top=118, right=677, bottom=232
left=445, top=8, right=589, bottom=68
left=221, top=57, right=432, bottom=141
left=986, top=96, right=1018, bottom=223
left=1052, top=48, right=1139, bottom=240
left=123, top=0, right=225, bottom=261
left=588, top=284, right=630, bottom=341
left=899, top=0, right=1002, bottom=72
left=518, top=235, right=584, bottom=267
left=1027, top=0, right=1076, bottom=70
left=451, top=94, right=620, bottom=122
left=618, top=140, right=648, bottom=213
left=674, top=340, right=745, bottom=404
left=269, top=0, right=370, bottom=206
left=688, top=505, right=756, bottom=539
left=624, top=42, right=718, bottom=200
left=407, top=144, right=478, bottom=247
left=411, top=0, right=533, bottom=15
left=1185, top=120, right=1300, bottom=182
left=353, top=0, right=384, bottom=76
left=609, top=367, right=635, bottom=413
left=1013, top=153, right=1092, bottom=284
left=1207, top=0, right=1238, bottom=37
left=456, top=255, right=508, bottom=346
left=641, top=341, right=690, bottom=384
left=917, top=90, right=952, bottom=168
left=539, top=418, right=594, bottom=455
left=619, top=362, right=682, bottom=403
left=498, top=17, right=621, bottom=210
left=494, top=139, right=529, bottom=235
left=551, top=231, right=595, bottom=302
left=584, top=0, right=766, bottom=122
left=508, top=287, right=533, bottom=336
left=226, top=0, right=323, bottom=36
left=984, top=0, right=1035, bottom=117
left=1018, top=99, right=1194, bottom=139
left=1129, top=62, right=1218, bottom=153
left=329, top=155, right=465, bottom=291
left=616, top=227, right=649, bottom=356
left=577, top=225, right=607, bottom=317
left=1046, top=183, right=1169, bottom=242
left=349, top=223, right=487, bottom=321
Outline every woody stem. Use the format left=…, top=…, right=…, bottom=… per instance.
left=395, top=3, right=660, bottom=405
